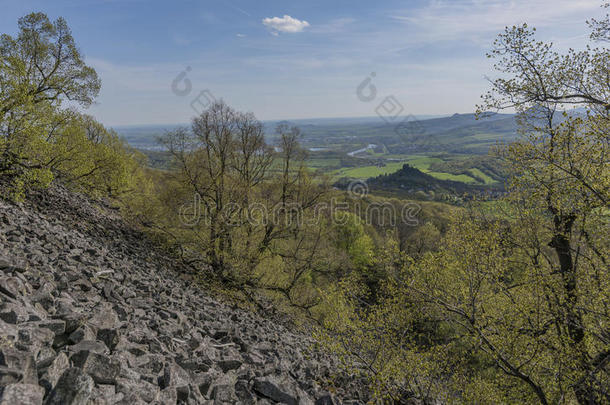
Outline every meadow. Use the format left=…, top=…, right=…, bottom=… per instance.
left=126, top=113, right=513, bottom=190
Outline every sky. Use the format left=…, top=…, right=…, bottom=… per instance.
left=0, top=0, right=606, bottom=126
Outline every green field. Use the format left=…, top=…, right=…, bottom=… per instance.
left=332, top=161, right=406, bottom=179
left=323, top=153, right=490, bottom=184
left=140, top=147, right=504, bottom=188
left=422, top=170, right=478, bottom=183
left=131, top=113, right=512, bottom=190
left=468, top=168, right=496, bottom=184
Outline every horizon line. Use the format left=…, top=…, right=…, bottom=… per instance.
left=108, top=111, right=507, bottom=129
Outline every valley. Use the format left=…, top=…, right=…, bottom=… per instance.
left=119, top=112, right=515, bottom=195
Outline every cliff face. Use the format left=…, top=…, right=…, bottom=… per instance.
left=0, top=184, right=367, bottom=404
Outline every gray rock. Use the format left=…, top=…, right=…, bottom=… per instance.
left=72, top=279, right=92, bottom=292
left=0, top=257, right=14, bottom=271
left=35, top=346, right=56, bottom=369
left=137, top=354, right=165, bottom=374
left=96, top=328, right=119, bottom=350
left=253, top=375, right=299, bottom=405
left=0, top=366, right=23, bottom=386
left=0, top=276, right=24, bottom=299
left=0, top=349, right=37, bottom=385
left=217, top=358, right=242, bottom=373
left=44, top=367, right=93, bottom=405
left=115, top=377, right=160, bottom=403
left=0, top=310, right=17, bottom=324
left=157, top=387, right=177, bottom=404
left=68, top=340, right=107, bottom=354
left=68, top=326, right=95, bottom=345
left=0, top=184, right=370, bottom=404
left=30, top=282, right=56, bottom=309
left=88, top=304, right=118, bottom=332
left=0, top=320, right=18, bottom=342
left=70, top=351, right=120, bottom=384
left=88, top=384, right=118, bottom=404
left=315, top=394, right=341, bottom=405
left=54, top=311, right=85, bottom=335
left=38, top=320, right=66, bottom=336
left=235, top=380, right=255, bottom=403
left=210, top=383, right=234, bottom=403
left=41, top=352, right=69, bottom=389
left=114, top=392, right=146, bottom=405
left=114, top=339, right=147, bottom=357
left=18, top=327, right=54, bottom=348
left=160, top=362, right=191, bottom=389
left=0, top=383, right=44, bottom=405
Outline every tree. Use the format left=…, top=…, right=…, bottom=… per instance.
left=160, top=101, right=272, bottom=274
left=319, top=7, right=609, bottom=404
left=46, top=113, right=147, bottom=197
left=157, top=104, right=344, bottom=313
left=475, top=15, right=609, bottom=403
left=589, top=2, right=610, bottom=43
left=0, top=12, right=101, bottom=197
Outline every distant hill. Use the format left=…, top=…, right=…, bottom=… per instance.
left=116, top=111, right=588, bottom=155
left=363, top=163, right=505, bottom=198
left=262, top=114, right=447, bottom=130
left=264, top=112, right=518, bottom=154
left=114, top=113, right=518, bottom=153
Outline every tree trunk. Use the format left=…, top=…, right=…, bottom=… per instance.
left=549, top=213, right=599, bottom=405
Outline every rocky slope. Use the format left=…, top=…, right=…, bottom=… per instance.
left=0, top=184, right=368, bottom=404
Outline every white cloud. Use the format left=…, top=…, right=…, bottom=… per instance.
left=262, top=15, right=310, bottom=34
left=236, top=33, right=246, bottom=38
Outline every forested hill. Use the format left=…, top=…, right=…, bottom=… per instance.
left=2, top=7, right=608, bottom=404
left=364, top=163, right=505, bottom=197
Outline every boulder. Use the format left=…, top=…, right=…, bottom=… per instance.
left=115, top=377, right=160, bottom=403
left=40, top=352, right=69, bottom=390
left=217, top=357, right=242, bottom=373
left=253, top=375, right=300, bottom=405
left=67, top=326, right=95, bottom=345
left=160, top=362, right=191, bottom=389
left=45, top=367, right=94, bottom=405
left=70, top=351, right=120, bottom=384
left=96, top=328, right=119, bottom=350
left=0, top=184, right=370, bottom=405
left=0, top=383, right=44, bottom=405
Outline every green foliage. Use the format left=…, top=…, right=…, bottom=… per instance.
left=319, top=206, right=608, bottom=403
left=332, top=211, right=375, bottom=270
left=367, top=163, right=500, bottom=201
left=0, top=12, right=145, bottom=203
left=317, top=11, right=609, bottom=405
left=44, top=114, right=145, bottom=197
left=147, top=101, right=452, bottom=320
left=2, top=10, right=604, bottom=405
left=426, top=155, right=508, bottom=185
left=153, top=103, right=335, bottom=313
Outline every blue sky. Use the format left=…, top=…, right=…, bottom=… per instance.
left=0, top=0, right=605, bottom=125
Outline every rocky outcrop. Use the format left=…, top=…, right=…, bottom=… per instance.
left=0, top=184, right=368, bottom=404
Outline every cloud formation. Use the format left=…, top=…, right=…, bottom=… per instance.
left=262, top=15, right=310, bottom=34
